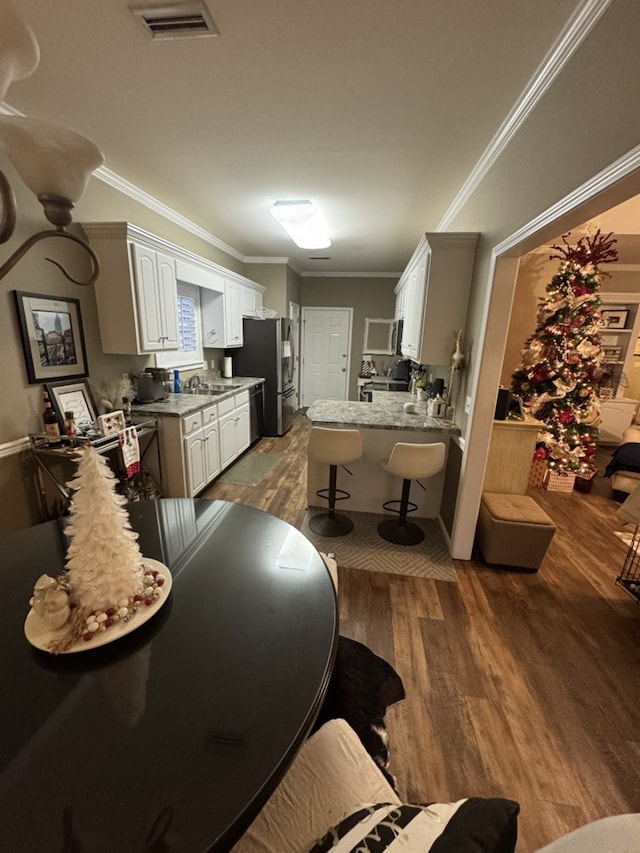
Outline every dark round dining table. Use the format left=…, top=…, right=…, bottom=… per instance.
left=0, top=499, right=338, bottom=852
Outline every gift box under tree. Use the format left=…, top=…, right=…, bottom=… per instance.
left=528, top=458, right=548, bottom=488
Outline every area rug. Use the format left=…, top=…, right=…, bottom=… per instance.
left=300, top=509, right=457, bottom=582
left=217, top=452, right=282, bottom=486
left=311, top=636, right=405, bottom=788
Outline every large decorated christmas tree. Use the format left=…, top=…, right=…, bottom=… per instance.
left=511, top=230, right=618, bottom=476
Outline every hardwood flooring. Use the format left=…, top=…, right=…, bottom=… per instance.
left=202, top=417, right=640, bottom=852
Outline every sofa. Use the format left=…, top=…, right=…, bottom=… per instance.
left=231, top=718, right=639, bottom=853
left=604, top=425, right=640, bottom=497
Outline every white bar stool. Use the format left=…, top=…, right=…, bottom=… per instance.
left=308, top=427, right=363, bottom=537
left=378, top=442, right=446, bottom=545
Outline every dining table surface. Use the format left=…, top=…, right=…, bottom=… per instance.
left=0, top=498, right=338, bottom=852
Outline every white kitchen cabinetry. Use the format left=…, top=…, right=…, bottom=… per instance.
left=82, top=222, right=264, bottom=355
left=224, top=280, right=244, bottom=346
left=218, top=391, right=250, bottom=469
left=241, top=282, right=264, bottom=317
left=201, top=281, right=264, bottom=348
left=185, top=409, right=221, bottom=496
left=155, top=391, right=251, bottom=497
left=158, top=404, right=221, bottom=498
left=131, top=244, right=179, bottom=350
left=394, top=281, right=406, bottom=321
left=397, top=232, right=478, bottom=365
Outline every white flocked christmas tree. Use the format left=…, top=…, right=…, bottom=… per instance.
left=65, top=446, right=144, bottom=612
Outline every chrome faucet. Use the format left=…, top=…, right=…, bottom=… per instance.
left=186, top=374, right=201, bottom=390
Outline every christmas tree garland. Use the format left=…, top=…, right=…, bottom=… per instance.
left=511, top=230, right=618, bottom=475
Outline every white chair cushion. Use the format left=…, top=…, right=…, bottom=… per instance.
left=231, top=719, right=400, bottom=853
left=308, top=428, right=363, bottom=466
left=383, top=442, right=446, bottom=480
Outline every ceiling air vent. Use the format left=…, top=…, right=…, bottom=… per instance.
left=130, top=3, right=220, bottom=40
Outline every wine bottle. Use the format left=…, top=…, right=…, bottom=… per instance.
left=43, top=392, right=62, bottom=446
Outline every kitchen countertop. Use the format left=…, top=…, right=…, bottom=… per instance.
left=131, top=376, right=264, bottom=417
left=306, top=391, right=460, bottom=433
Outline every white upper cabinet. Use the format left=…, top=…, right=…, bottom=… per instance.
left=82, top=222, right=265, bottom=355
left=131, top=244, right=179, bottom=350
left=200, top=280, right=265, bottom=348
left=399, top=232, right=478, bottom=365
left=224, top=280, right=244, bottom=347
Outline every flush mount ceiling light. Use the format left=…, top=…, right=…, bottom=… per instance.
left=270, top=200, right=331, bottom=250
left=0, top=0, right=103, bottom=284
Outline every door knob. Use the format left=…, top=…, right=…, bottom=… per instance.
left=342, top=368, right=346, bottom=372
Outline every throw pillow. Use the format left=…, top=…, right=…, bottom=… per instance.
left=307, top=797, right=520, bottom=853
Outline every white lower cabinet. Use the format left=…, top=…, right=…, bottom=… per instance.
left=155, top=390, right=252, bottom=498
left=185, top=419, right=220, bottom=496
left=218, top=391, right=250, bottom=469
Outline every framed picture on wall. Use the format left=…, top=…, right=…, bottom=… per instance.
left=13, top=290, right=89, bottom=384
left=601, top=308, right=629, bottom=330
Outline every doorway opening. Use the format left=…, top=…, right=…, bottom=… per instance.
left=452, top=145, right=640, bottom=559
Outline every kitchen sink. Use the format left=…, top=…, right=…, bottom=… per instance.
left=183, top=384, right=241, bottom=395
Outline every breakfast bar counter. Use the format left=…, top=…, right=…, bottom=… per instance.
left=306, top=394, right=457, bottom=518
left=307, top=392, right=460, bottom=433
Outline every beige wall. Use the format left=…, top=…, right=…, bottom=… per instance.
left=245, top=262, right=288, bottom=315
left=300, top=276, right=397, bottom=399
left=3, top=0, right=640, bottom=544
left=443, top=0, right=640, bottom=556
left=0, top=157, right=252, bottom=534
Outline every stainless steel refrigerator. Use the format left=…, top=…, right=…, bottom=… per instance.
left=231, top=317, right=296, bottom=436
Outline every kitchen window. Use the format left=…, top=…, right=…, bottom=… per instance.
left=155, top=282, right=204, bottom=370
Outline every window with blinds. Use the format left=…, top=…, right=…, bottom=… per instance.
left=155, top=282, right=204, bottom=369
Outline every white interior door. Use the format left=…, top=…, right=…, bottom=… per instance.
left=301, top=307, right=353, bottom=407
left=288, top=300, right=301, bottom=410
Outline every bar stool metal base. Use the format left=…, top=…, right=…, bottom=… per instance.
left=377, top=517, right=425, bottom=545
left=309, top=512, right=354, bottom=537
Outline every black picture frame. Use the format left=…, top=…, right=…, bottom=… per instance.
left=14, top=290, right=89, bottom=383
left=45, top=379, right=99, bottom=433
left=601, top=308, right=629, bottom=330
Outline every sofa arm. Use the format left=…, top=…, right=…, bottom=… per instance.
left=536, top=813, right=640, bottom=852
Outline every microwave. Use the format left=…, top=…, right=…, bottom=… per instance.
left=391, top=319, right=404, bottom=356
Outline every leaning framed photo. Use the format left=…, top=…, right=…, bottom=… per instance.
left=601, top=308, right=629, bottom=330
left=45, top=379, right=98, bottom=432
left=13, top=290, right=89, bottom=383
left=602, top=345, right=623, bottom=361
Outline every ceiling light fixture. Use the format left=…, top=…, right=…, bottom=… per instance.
left=270, top=200, right=331, bottom=250
left=0, top=0, right=103, bottom=285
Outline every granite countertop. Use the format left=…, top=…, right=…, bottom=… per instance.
left=306, top=391, right=460, bottom=433
left=131, top=377, right=264, bottom=418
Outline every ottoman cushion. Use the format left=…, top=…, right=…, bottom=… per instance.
left=481, top=493, right=553, bottom=525
left=476, top=492, right=556, bottom=571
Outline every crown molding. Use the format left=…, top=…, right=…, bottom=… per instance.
left=300, top=270, right=401, bottom=279
left=244, top=256, right=292, bottom=264
left=436, top=0, right=613, bottom=231
left=94, top=166, right=245, bottom=262
left=495, top=143, right=640, bottom=256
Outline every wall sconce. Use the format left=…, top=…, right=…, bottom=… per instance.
left=0, top=0, right=104, bottom=285
left=270, top=200, right=331, bottom=250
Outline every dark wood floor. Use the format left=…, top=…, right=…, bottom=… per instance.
left=202, top=415, right=640, bottom=852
